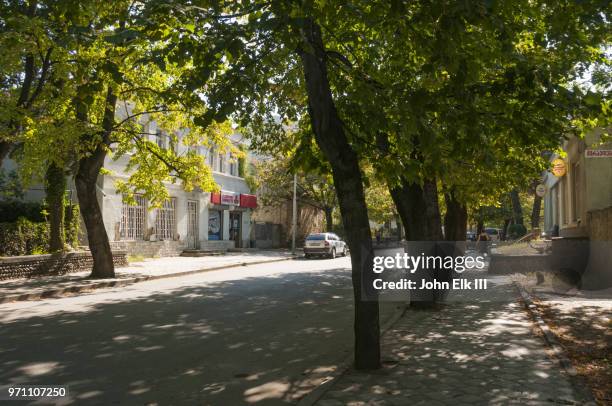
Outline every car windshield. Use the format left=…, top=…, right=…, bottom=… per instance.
left=306, top=234, right=325, bottom=240
left=485, top=229, right=497, bottom=235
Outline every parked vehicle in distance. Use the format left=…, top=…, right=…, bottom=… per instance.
left=304, top=233, right=348, bottom=259
left=466, top=231, right=477, bottom=241
left=484, top=228, right=501, bottom=241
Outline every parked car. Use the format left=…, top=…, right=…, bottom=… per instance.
left=466, top=231, right=477, bottom=241
left=304, top=233, right=348, bottom=259
left=484, top=228, right=501, bottom=241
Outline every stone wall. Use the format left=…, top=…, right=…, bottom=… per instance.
left=110, top=240, right=185, bottom=257
left=0, top=251, right=128, bottom=280
left=583, top=206, right=612, bottom=289
left=588, top=206, right=612, bottom=241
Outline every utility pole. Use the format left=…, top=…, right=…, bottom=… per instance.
left=292, top=172, right=297, bottom=255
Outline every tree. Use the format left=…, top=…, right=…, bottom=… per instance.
left=255, top=157, right=338, bottom=232
left=10, top=1, right=235, bottom=277
left=0, top=0, right=57, bottom=164
left=157, top=1, right=382, bottom=369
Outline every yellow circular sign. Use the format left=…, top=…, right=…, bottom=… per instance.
left=551, top=158, right=566, bottom=177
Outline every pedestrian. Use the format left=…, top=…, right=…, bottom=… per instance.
left=476, top=229, right=489, bottom=254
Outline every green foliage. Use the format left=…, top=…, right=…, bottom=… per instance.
left=252, top=151, right=337, bottom=213
left=238, top=145, right=247, bottom=178
left=162, top=0, right=610, bottom=227
left=0, top=217, right=49, bottom=256
left=0, top=200, right=45, bottom=223
left=4, top=0, right=238, bottom=211
left=0, top=169, right=24, bottom=200
left=64, top=204, right=80, bottom=249
left=507, top=223, right=528, bottom=240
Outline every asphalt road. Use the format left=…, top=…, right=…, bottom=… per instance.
left=0, top=256, right=400, bottom=405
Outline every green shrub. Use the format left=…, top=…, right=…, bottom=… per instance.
left=64, top=204, right=81, bottom=248
left=0, top=199, right=45, bottom=222
left=0, top=217, right=49, bottom=256
left=507, top=223, right=527, bottom=240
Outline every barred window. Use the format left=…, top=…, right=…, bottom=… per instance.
left=229, top=156, right=237, bottom=176
left=218, top=152, right=225, bottom=173
left=156, top=198, right=176, bottom=240
left=155, top=130, right=165, bottom=149
left=208, top=147, right=215, bottom=168
left=121, top=195, right=146, bottom=240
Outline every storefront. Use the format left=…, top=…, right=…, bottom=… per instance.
left=206, top=191, right=257, bottom=249
left=208, top=209, right=223, bottom=241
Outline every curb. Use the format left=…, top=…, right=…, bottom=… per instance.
left=0, top=256, right=297, bottom=304
left=514, top=282, right=597, bottom=405
left=296, top=303, right=409, bottom=406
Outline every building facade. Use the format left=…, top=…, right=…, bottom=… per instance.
left=101, top=122, right=257, bottom=256
left=542, top=129, right=612, bottom=288
left=543, top=130, right=612, bottom=237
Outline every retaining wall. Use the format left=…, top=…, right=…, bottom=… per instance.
left=0, top=251, right=128, bottom=280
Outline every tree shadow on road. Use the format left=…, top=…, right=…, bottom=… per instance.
left=0, top=268, right=358, bottom=405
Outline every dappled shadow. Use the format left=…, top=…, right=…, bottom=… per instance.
left=0, top=251, right=299, bottom=300
left=532, top=295, right=611, bottom=404
left=0, top=267, right=368, bottom=405
left=322, top=273, right=582, bottom=405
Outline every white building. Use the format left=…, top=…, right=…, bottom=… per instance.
left=2, top=113, right=258, bottom=257
left=101, top=121, right=257, bottom=256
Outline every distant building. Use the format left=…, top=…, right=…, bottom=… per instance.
left=250, top=200, right=325, bottom=248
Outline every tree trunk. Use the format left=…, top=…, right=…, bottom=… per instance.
left=0, top=142, right=12, bottom=165
left=299, top=19, right=380, bottom=370
left=531, top=195, right=542, bottom=230
left=502, top=218, right=511, bottom=241
left=324, top=206, right=333, bottom=232
left=389, top=177, right=443, bottom=241
left=443, top=190, right=467, bottom=242
left=45, top=162, right=66, bottom=252
left=477, top=219, right=484, bottom=235
left=74, top=86, right=116, bottom=278
left=389, top=177, right=444, bottom=306
left=510, top=189, right=524, bottom=226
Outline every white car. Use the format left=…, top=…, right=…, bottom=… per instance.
left=304, top=233, right=348, bottom=259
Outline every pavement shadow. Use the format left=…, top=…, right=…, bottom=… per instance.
left=0, top=268, right=358, bottom=405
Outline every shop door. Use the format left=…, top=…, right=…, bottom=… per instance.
left=187, top=200, right=199, bottom=249
left=229, top=211, right=241, bottom=247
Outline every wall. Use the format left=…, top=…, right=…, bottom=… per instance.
left=251, top=200, right=325, bottom=247
left=109, top=240, right=185, bottom=257
left=582, top=206, right=612, bottom=289
left=0, top=251, right=128, bottom=280
left=543, top=130, right=612, bottom=238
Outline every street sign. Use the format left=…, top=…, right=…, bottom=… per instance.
left=551, top=158, right=566, bottom=177
left=535, top=184, right=546, bottom=197
left=585, top=149, right=612, bottom=158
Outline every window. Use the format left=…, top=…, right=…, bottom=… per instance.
left=208, top=148, right=215, bottom=168
left=229, top=157, right=237, bottom=176
left=561, top=177, right=569, bottom=225
left=571, top=162, right=581, bottom=222
left=121, top=195, right=146, bottom=240
left=156, top=198, right=176, bottom=240
left=552, top=185, right=560, bottom=226
left=218, top=152, right=225, bottom=173
left=168, top=135, right=178, bottom=153
left=155, top=130, right=165, bottom=149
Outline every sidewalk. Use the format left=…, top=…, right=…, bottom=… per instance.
left=312, top=270, right=592, bottom=406
left=516, top=273, right=612, bottom=404
left=0, top=250, right=298, bottom=303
